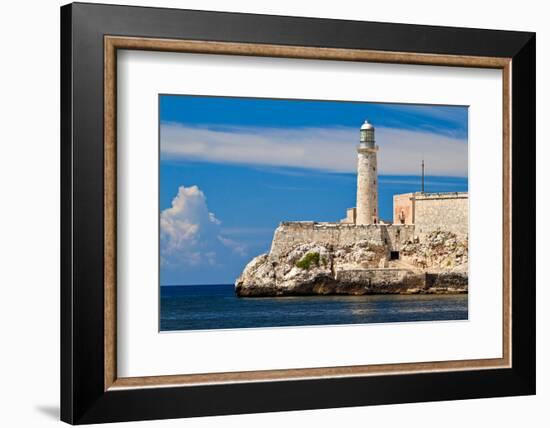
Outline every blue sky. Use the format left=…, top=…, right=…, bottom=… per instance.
left=160, top=95, right=467, bottom=139
left=159, top=95, right=468, bottom=286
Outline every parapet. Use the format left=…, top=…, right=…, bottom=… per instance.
left=413, top=191, right=468, bottom=201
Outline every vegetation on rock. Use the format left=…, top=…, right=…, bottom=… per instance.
left=295, top=252, right=320, bottom=270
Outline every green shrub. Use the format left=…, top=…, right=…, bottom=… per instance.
left=296, top=252, right=320, bottom=270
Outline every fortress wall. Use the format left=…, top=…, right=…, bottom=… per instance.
left=382, top=224, right=416, bottom=251
left=393, top=193, right=415, bottom=225
left=335, top=268, right=412, bottom=286
left=270, top=222, right=415, bottom=257
left=270, top=222, right=382, bottom=256
left=413, top=192, right=468, bottom=239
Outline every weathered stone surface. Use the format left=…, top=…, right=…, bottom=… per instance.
left=235, top=227, right=468, bottom=297
left=400, top=230, right=468, bottom=271
left=356, top=147, right=378, bottom=225
left=393, top=192, right=468, bottom=239
left=269, top=222, right=414, bottom=257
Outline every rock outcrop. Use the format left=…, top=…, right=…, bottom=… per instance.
left=235, top=227, right=468, bottom=297
left=400, top=230, right=468, bottom=273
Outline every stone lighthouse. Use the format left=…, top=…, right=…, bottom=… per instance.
left=356, top=120, right=379, bottom=224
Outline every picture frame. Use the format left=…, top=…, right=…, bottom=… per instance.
left=60, top=2, right=535, bottom=424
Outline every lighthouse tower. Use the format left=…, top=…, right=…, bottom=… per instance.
left=356, top=120, right=379, bottom=225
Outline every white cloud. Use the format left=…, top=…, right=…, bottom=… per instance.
left=160, top=123, right=468, bottom=176
left=160, top=185, right=245, bottom=268
left=217, top=236, right=247, bottom=257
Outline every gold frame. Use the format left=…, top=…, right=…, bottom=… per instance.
left=104, top=36, right=512, bottom=391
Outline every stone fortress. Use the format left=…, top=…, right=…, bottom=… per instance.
left=235, top=120, right=468, bottom=297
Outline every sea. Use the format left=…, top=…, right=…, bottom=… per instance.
left=160, top=284, right=468, bottom=331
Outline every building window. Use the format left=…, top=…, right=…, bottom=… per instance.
left=399, top=210, right=405, bottom=224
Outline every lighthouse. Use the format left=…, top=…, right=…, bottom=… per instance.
left=356, top=120, right=379, bottom=225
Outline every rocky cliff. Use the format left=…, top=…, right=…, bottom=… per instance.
left=235, top=227, right=468, bottom=297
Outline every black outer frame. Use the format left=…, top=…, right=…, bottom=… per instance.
left=60, top=2, right=535, bottom=424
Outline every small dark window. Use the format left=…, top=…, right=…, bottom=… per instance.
left=390, top=251, right=400, bottom=260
